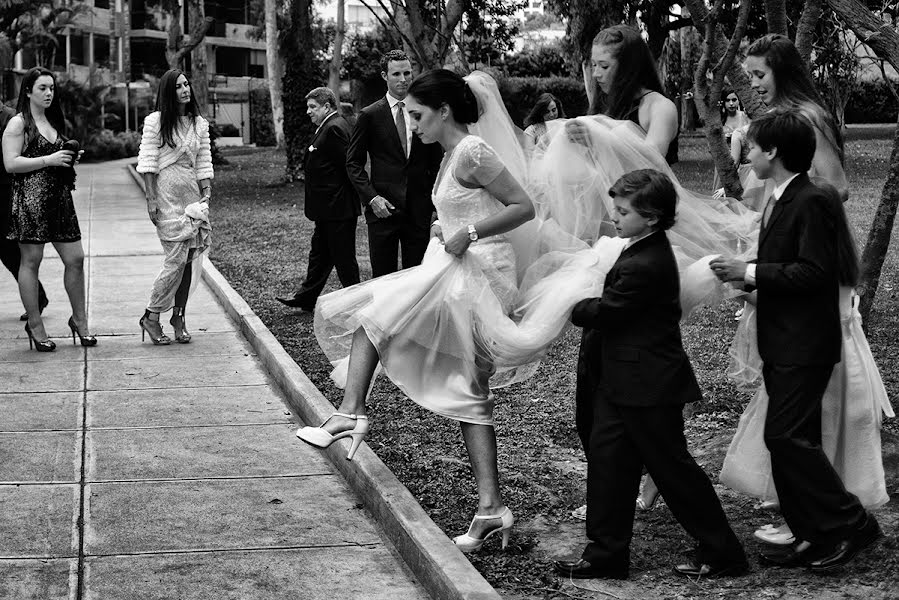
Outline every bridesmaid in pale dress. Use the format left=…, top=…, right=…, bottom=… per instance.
left=296, top=69, right=535, bottom=553
left=137, top=69, right=213, bottom=345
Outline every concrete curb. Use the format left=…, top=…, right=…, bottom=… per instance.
left=126, top=164, right=502, bottom=600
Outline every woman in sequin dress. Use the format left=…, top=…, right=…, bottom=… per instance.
left=1, top=67, right=95, bottom=351
left=136, top=69, right=213, bottom=345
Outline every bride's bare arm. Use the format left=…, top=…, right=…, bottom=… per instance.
left=443, top=169, right=535, bottom=256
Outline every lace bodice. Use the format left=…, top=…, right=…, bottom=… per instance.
left=433, top=135, right=509, bottom=246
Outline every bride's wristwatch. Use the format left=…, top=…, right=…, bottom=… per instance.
left=467, top=224, right=479, bottom=242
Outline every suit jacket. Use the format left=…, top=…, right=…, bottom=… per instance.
left=346, top=97, right=443, bottom=227
left=304, top=113, right=360, bottom=222
left=572, top=231, right=701, bottom=407
left=753, top=173, right=841, bottom=365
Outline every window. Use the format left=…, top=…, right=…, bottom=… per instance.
left=216, top=47, right=249, bottom=77
left=94, top=0, right=111, bottom=9
left=94, top=34, right=111, bottom=68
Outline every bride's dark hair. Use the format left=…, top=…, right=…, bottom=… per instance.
left=407, top=69, right=480, bottom=124
left=588, top=25, right=664, bottom=118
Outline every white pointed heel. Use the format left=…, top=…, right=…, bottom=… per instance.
left=452, top=507, right=514, bottom=553
left=296, top=412, right=370, bottom=460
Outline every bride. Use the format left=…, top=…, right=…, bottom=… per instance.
left=297, top=67, right=759, bottom=553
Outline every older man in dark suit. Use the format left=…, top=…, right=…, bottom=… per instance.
left=1, top=103, right=47, bottom=319
left=346, top=50, right=443, bottom=277
left=276, top=87, right=360, bottom=311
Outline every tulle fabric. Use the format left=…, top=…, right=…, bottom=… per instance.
left=720, top=289, right=894, bottom=508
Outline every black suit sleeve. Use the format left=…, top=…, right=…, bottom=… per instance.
left=756, top=192, right=838, bottom=293
left=346, top=109, right=377, bottom=206
left=571, top=261, right=656, bottom=330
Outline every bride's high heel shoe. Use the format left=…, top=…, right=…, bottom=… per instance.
left=296, top=412, right=369, bottom=460
left=452, top=507, right=514, bottom=553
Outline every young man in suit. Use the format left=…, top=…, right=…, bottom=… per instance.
left=555, top=169, right=746, bottom=580
left=1, top=103, right=48, bottom=320
left=346, top=50, right=443, bottom=277
left=711, top=111, right=881, bottom=573
left=276, top=87, right=360, bottom=311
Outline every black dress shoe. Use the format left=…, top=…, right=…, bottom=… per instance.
left=673, top=559, right=749, bottom=578
left=553, top=558, right=628, bottom=580
left=759, top=540, right=827, bottom=567
left=807, top=516, right=882, bottom=573
left=275, top=296, right=314, bottom=311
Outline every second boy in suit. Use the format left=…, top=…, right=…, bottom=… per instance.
left=711, top=111, right=880, bottom=573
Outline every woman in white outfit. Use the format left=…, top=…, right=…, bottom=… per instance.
left=137, top=69, right=213, bottom=345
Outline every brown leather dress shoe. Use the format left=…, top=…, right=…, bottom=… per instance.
left=553, top=558, right=628, bottom=580
left=807, top=516, right=882, bottom=573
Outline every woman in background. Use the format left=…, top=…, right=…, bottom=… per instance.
left=523, top=93, right=564, bottom=151
left=137, top=69, right=213, bottom=345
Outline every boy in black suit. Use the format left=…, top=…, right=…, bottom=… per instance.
left=711, top=111, right=880, bottom=573
left=555, top=169, right=746, bottom=580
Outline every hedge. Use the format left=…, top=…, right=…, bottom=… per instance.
left=844, top=79, right=899, bottom=124
left=249, top=88, right=276, bottom=147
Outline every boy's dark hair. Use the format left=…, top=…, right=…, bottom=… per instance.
left=380, top=50, right=410, bottom=74
left=608, top=169, right=677, bottom=230
left=746, top=110, right=816, bottom=174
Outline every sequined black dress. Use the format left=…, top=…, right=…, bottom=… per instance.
left=7, top=134, right=80, bottom=244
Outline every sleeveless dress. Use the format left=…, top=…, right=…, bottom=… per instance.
left=720, top=288, right=893, bottom=508
left=314, top=135, right=521, bottom=425
left=7, top=134, right=80, bottom=244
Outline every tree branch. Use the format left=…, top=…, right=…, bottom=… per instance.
left=796, top=0, right=824, bottom=66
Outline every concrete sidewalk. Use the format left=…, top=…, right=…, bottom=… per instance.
left=0, top=161, right=429, bottom=599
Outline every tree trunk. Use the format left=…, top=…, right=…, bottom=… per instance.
left=265, top=0, right=285, bottom=148
left=825, top=0, right=899, bottom=324
left=765, top=0, right=790, bottom=35
left=282, top=0, right=316, bottom=179
left=693, top=0, right=752, bottom=199
left=683, top=0, right=766, bottom=118
left=328, top=0, right=345, bottom=96
left=189, top=0, right=209, bottom=113
left=796, top=0, right=824, bottom=66
left=164, top=0, right=212, bottom=69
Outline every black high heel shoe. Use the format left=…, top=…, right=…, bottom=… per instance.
left=139, top=310, right=171, bottom=345
left=25, top=323, right=56, bottom=352
left=68, top=316, right=98, bottom=347
left=170, top=307, right=191, bottom=344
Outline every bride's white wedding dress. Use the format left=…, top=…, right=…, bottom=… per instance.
left=315, top=133, right=625, bottom=424
left=721, top=288, right=893, bottom=508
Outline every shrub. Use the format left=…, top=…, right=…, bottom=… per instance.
left=496, top=76, right=588, bottom=127
left=249, top=87, right=276, bottom=146
left=219, top=123, right=240, bottom=137
left=503, top=44, right=569, bottom=78
left=844, top=79, right=899, bottom=124
left=82, top=129, right=141, bottom=161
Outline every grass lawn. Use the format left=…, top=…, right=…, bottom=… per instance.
left=210, top=133, right=899, bottom=600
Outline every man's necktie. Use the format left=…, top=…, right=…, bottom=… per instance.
left=395, top=101, right=408, bottom=158
left=762, top=193, right=776, bottom=227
